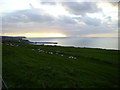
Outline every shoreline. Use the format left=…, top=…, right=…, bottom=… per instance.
left=33, top=44, right=119, bottom=51
left=26, top=37, right=118, bottom=50
left=1, top=36, right=118, bottom=50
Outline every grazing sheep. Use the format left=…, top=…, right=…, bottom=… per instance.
left=68, top=56, right=75, bottom=59
left=32, top=49, right=34, bottom=50
left=74, top=57, right=77, bottom=59
left=10, top=44, right=14, bottom=46
left=6, top=44, right=9, bottom=46
left=10, top=43, right=12, bottom=46
left=51, top=52, right=53, bottom=54
left=68, top=56, right=72, bottom=58
left=39, top=50, right=44, bottom=52
left=71, top=56, right=74, bottom=59
left=61, top=54, right=63, bottom=56
left=49, top=52, right=53, bottom=54
left=38, top=49, right=41, bottom=50
left=38, top=51, right=41, bottom=52
left=56, top=51, right=60, bottom=52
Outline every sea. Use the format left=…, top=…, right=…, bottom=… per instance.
left=26, top=37, right=119, bottom=50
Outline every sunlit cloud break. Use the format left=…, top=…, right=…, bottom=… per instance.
left=0, top=0, right=118, bottom=37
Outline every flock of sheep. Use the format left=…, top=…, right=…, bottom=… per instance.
left=32, top=48, right=77, bottom=60
left=4, top=42, right=77, bottom=60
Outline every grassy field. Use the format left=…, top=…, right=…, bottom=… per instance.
left=2, top=41, right=120, bottom=88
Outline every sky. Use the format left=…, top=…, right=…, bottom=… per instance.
left=0, top=0, right=119, bottom=37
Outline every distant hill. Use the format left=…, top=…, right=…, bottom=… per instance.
left=0, top=36, right=26, bottom=38
left=1, top=36, right=30, bottom=43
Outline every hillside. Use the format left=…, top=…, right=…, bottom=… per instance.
left=2, top=41, right=120, bottom=88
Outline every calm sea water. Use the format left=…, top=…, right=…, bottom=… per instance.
left=26, top=37, right=119, bottom=50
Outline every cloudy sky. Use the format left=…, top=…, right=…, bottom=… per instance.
left=0, top=0, right=118, bottom=37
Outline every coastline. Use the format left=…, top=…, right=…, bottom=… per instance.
left=26, top=37, right=118, bottom=50
left=2, top=40, right=119, bottom=88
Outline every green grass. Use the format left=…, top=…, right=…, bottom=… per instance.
left=2, top=41, right=120, bottom=88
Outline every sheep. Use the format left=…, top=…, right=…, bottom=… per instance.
left=56, top=53, right=58, bottom=54
left=74, top=57, right=77, bottom=59
left=49, top=52, right=53, bottom=54
left=68, top=56, right=76, bottom=59
left=61, top=54, right=63, bottom=56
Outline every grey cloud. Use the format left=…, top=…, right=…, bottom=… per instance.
left=2, top=9, right=55, bottom=33
left=2, top=4, right=101, bottom=28
left=58, top=23, right=117, bottom=36
left=3, top=9, right=54, bottom=23
left=62, top=2, right=101, bottom=15
left=2, top=9, right=78, bottom=30
left=2, top=17, right=117, bottom=37
left=81, top=17, right=101, bottom=26
left=39, top=0, right=58, bottom=5
left=2, top=5, right=117, bottom=37
left=72, top=16, right=101, bottom=26
left=40, top=2, right=56, bottom=5
left=53, top=16, right=77, bottom=25
left=53, top=15, right=101, bottom=26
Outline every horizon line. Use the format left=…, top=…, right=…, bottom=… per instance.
left=0, top=35, right=119, bottom=38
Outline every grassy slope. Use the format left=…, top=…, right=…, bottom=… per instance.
left=2, top=42, right=120, bottom=88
